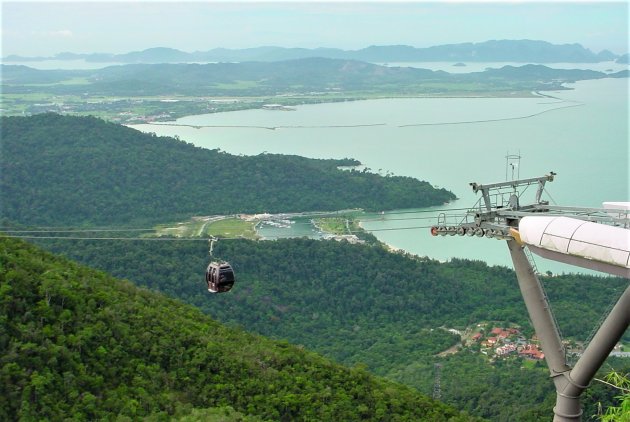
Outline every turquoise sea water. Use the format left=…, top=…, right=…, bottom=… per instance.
left=131, top=78, right=629, bottom=274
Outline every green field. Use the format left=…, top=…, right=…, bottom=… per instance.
left=313, top=217, right=363, bottom=235
left=154, top=217, right=258, bottom=239
left=206, top=217, right=258, bottom=239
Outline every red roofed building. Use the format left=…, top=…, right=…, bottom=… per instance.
left=519, top=344, right=545, bottom=360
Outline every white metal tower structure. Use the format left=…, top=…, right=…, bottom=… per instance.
left=431, top=171, right=630, bottom=422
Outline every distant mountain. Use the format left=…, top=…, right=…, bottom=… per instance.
left=4, top=40, right=622, bottom=64
left=115, top=46, right=194, bottom=63
left=351, top=40, right=619, bottom=63
left=477, top=63, right=605, bottom=80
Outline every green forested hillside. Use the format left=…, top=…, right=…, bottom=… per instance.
left=36, top=236, right=630, bottom=420
left=0, top=236, right=477, bottom=421
left=39, top=237, right=628, bottom=344
left=0, top=114, right=455, bottom=226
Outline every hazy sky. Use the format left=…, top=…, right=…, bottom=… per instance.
left=1, top=1, right=628, bottom=57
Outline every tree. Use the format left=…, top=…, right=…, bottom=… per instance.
left=597, top=371, right=630, bottom=421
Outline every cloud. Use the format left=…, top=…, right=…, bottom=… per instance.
left=49, top=29, right=73, bottom=37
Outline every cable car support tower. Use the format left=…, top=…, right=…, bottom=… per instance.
left=431, top=169, right=630, bottom=422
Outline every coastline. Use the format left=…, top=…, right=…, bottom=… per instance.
left=133, top=90, right=543, bottom=125
left=126, top=86, right=581, bottom=127
left=357, top=219, right=403, bottom=253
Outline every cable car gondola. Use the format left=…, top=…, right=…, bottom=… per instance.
left=206, top=261, right=235, bottom=293
left=205, top=237, right=235, bottom=294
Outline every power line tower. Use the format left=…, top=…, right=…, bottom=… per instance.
left=431, top=171, right=630, bottom=422
left=433, top=363, right=442, bottom=401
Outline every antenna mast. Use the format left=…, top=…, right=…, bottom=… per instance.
left=505, top=152, right=521, bottom=181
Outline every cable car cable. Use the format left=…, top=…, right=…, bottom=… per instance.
left=357, top=214, right=467, bottom=223
left=2, top=212, right=469, bottom=234
left=0, top=207, right=473, bottom=234
left=1, top=235, right=212, bottom=241
left=1, top=228, right=158, bottom=234
left=2, top=224, right=438, bottom=242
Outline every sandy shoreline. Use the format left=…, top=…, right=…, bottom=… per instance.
left=357, top=219, right=403, bottom=253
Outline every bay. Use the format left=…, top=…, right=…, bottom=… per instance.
left=131, top=78, right=629, bottom=275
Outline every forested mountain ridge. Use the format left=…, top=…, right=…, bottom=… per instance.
left=37, top=236, right=630, bottom=420
left=0, top=236, right=479, bottom=421
left=3, top=59, right=624, bottom=98
left=3, top=40, right=620, bottom=63
left=0, top=113, right=454, bottom=226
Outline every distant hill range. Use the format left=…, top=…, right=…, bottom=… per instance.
left=4, top=39, right=624, bottom=64
left=617, top=53, right=630, bottom=64
left=3, top=60, right=626, bottom=98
